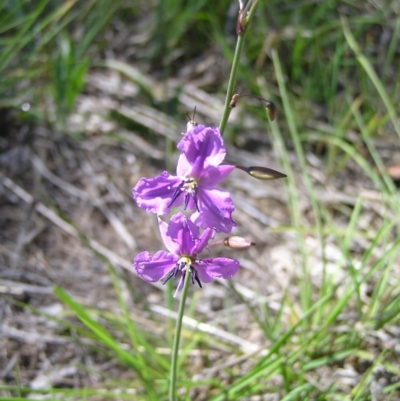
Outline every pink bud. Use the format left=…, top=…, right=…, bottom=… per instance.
left=224, top=236, right=255, bottom=249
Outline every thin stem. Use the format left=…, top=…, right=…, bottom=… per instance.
left=244, top=0, right=259, bottom=27
left=219, top=33, right=246, bottom=136
left=219, top=0, right=259, bottom=136
left=166, top=279, right=175, bottom=343
left=169, top=269, right=192, bottom=401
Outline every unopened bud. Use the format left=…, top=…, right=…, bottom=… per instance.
left=224, top=236, right=255, bottom=249
left=263, top=101, right=277, bottom=121
left=235, top=165, right=287, bottom=180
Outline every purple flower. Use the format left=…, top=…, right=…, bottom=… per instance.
left=133, top=125, right=236, bottom=233
left=133, top=213, right=240, bottom=294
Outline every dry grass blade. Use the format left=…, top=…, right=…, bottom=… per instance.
left=151, top=304, right=265, bottom=354
left=1, top=173, right=133, bottom=271
left=0, top=279, right=53, bottom=295
left=2, top=325, right=69, bottom=345
left=117, top=104, right=180, bottom=142
left=118, top=129, right=165, bottom=159
left=31, top=154, right=136, bottom=249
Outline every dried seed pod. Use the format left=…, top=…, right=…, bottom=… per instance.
left=229, top=93, right=240, bottom=108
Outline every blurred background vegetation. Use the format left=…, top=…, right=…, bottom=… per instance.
left=2, top=0, right=399, bottom=145
left=2, top=0, right=400, bottom=400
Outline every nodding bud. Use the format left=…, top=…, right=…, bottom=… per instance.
left=263, top=101, right=277, bottom=122
left=224, top=236, right=255, bottom=248
left=235, top=165, right=287, bottom=180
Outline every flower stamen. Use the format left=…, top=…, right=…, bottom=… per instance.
left=190, top=268, right=202, bottom=288
left=167, top=182, right=185, bottom=209
left=182, top=178, right=199, bottom=211
left=161, top=256, right=202, bottom=289
left=162, top=265, right=178, bottom=285
left=168, top=178, right=200, bottom=211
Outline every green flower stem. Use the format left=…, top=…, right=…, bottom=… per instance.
left=169, top=269, right=192, bottom=401
left=219, top=33, right=246, bottom=136
left=244, top=0, right=260, bottom=28
left=218, top=0, right=259, bottom=136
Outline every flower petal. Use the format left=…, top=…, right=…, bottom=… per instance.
left=133, top=172, right=182, bottom=215
left=158, top=218, right=180, bottom=255
left=194, top=257, right=240, bottom=283
left=177, top=126, right=226, bottom=178
left=192, top=227, right=215, bottom=255
left=133, top=250, right=178, bottom=282
left=191, top=187, right=236, bottom=233
left=166, top=213, right=199, bottom=255
left=199, top=164, right=235, bottom=187
left=176, top=153, right=192, bottom=177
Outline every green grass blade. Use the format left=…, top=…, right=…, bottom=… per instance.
left=342, top=16, right=400, bottom=140
left=53, top=286, right=159, bottom=399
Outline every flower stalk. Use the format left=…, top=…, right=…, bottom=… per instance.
left=219, top=0, right=260, bottom=136
left=219, top=34, right=246, bottom=136
left=169, top=266, right=191, bottom=401
left=130, top=4, right=278, bottom=401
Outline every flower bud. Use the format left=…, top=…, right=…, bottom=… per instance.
left=224, top=236, right=255, bottom=249
left=263, top=101, right=277, bottom=122
left=235, top=165, right=287, bottom=180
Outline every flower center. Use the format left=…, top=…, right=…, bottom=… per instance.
left=168, top=177, right=200, bottom=211
left=182, top=177, right=197, bottom=194
left=162, top=256, right=202, bottom=288
left=179, top=256, right=192, bottom=268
